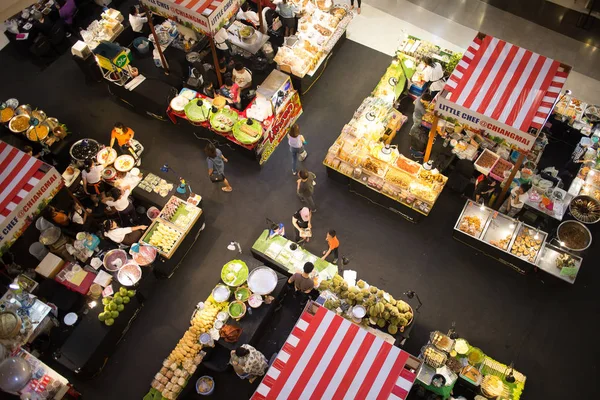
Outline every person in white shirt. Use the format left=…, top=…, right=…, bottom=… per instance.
left=102, top=186, right=138, bottom=225
left=214, top=27, right=230, bottom=56
left=82, top=159, right=105, bottom=207
left=129, top=6, right=148, bottom=34
left=420, top=57, right=445, bottom=97
left=103, top=220, right=147, bottom=246
left=232, top=62, right=252, bottom=89
left=500, top=183, right=532, bottom=217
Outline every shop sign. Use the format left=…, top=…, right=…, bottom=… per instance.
left=258, top=91, right=303, bottom=165
left=0, top=168, right=63, bottom=256
left=435, top=96, right=538, bottom=151
left=208, top=0, right=239, bottom=34
left=141, top=0, right=210, bottom=34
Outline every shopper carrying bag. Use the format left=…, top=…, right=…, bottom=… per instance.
left=288, top=124, right=307, bottom=175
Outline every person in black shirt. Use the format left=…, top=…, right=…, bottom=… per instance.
left=291, top=207, right=311, bottom=243
left=473, top=176, right=498, bottom=206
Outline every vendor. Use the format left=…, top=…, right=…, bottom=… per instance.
left=44, top=206, right=69, bottom=227
left=202, top=82, right=216, bottom=98
left=291, top=207, right=311, bottom=243
left=129, top=6, right=149, bottom=34
left=288, top=262, right=315, bottom=306
left=102, top=220, right=147, bottom=246
left=229, top=345, right=268, bottom=383
left=419, top=57, right=445, bottom=97
left=558, top=137, right=593, bottom=185
left=232, top=62, right=252, bottom=90
left=110, top=122, right=139, bottom=162
left=220, top=76, right=242, bottom=110
left=214, top=27, right=230, bottom=57
left=275, top=0, right=297, bottom=37
left=82, top=159, right=105, bottom=207
left=473, top=176, right=498, bottom=206
left=408, top=93, right=433, bottom=159
left=500, top=182, right=532, bottom=218
left=102, top=186, right=138, bottom=226
left=268, top=222, right=285, bottom=239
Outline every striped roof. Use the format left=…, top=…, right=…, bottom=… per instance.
left=252, top=306, right=418, bottom=400
left=444, top=33, right=569, bottom=133
left=0, top=142, right=44, bottom=223
left=173, top=0, right=222, bottom=16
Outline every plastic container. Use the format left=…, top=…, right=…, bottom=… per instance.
left=196, top=376, right=215, bottom=395
left=29, top=242, right=49, bottom=261
left=146, top=207, right=160, bottom=220
left=133, top=37, right=150, bottom=54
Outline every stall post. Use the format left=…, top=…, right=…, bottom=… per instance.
left=257, top=1, right=264, bottom=31
left=493, top=152, right=525, bottom=209
left=142, top=4, right=169, bottom=75
left=424, top=115, right=438, bottom=163
left=209, top=38, right=223, bottom=86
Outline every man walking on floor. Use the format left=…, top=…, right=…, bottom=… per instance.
left=321, top=230, right=340, bottom=263
left=297, top=169, right=317, bottom=212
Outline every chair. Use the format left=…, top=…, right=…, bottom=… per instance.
left=29, top=35, right=56, bottom=67
left=49, top=22, right=69, bottom=53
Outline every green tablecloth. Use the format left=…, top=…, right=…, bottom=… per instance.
left=415, top=379, right=454, bottom=399
left=252, top=230, right=337, bottom=280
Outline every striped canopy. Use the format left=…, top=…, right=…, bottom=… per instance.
left=444, top=33, right=570, bottom=133
left=0, top=141, right=44, bottom=223
left=252, top=305, right=420, bottom=400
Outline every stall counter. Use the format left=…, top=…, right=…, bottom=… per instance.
left=13, top=348, right=71, bottom=400
left=251, top=230, right=337, bottom=281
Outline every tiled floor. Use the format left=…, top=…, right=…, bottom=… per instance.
left=344, top=0, right=600, bottom=105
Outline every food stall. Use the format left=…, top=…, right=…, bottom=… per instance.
left=7, top=348, right=71, bottom=399
left=251, top=303, right=422, bottom=400
left=146, top=260, right=287, bottom=399
left=0, top=141, right=63, bottom=256
left=323, top=54, right=448, bottom=222
left=274, top=2, right=353, bottom=94
left=251, top=229, right=337, bottom=281
left=553, top=92, right=600, bottom=137
left=78, top=8, right=124, bottom=51
left=167, top=69, right=303, bottom=165
left=427, top=33, right=571, bottom=207
left=317, top=273, right=417, bottom=346
left=453, top=200, right=585, bottom=282
left=568, top=145, right=600, bottom=203
left=415, top=330, right=526, bottom=400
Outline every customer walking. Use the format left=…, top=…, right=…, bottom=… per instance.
left=288, top=124, right=306, bottom=175
left=297, top=169, right=316, bottom=212
left=321, top=230, right=340, bottom=263
left=229, top=345, right=268, bottom=383
left=350, top=0, right=361, bottom=13
left=205, top=143, right=233, bottom=192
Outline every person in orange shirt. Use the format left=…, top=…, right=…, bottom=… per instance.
left=110, top=122, right=139, bottom=162
left=43, top=206, right=69, bottom=227
left=321, top=230, right=339, bottom=263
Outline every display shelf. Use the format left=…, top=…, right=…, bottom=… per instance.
left=536, top=244, right=581, bottom=283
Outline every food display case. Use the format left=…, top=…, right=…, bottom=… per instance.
left=453, top=200, right=554, bottom=275
left=275, top=3, right=353, bottom=88
left=140, top=196, right=202, bottom=259
left=324, top=90, right=447, bottom=220
left=536, top=244, right=582, bottom=283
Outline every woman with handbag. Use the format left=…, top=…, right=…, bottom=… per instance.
left=288, top=124, right=307, bottom=175
left=205, top=143, right=233, bottom=192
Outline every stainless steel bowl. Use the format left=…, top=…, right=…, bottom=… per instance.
left=569, top=195, right=600, bottom=224
left=557, top=220, right=592, bottom=252
left=15, top=104, right=32, bottom=116
left=70, top=138, right=100, bottom=161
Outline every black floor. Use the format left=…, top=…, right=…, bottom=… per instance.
left=1, top=34, right=599, bottom=400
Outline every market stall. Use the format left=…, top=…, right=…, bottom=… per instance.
left=568, top=143, right=600, bottom=203
left=167, top=69, right=303, bottom=165
left=427, top=32, right=571, bottom=207
left=323, top=54, right=448, bottom=222
left=0, top=141, right=63, bottom=256
left=553, top=92, right=600, bottom=137
left=453, top=200, right=585, bottom=282
left=6, top=348, right=71, bottom=399
left=274, top=2, right=353, bottom=94
left=317, top=273, right=417, bottom=346
left=251, top=303, right=421, bottom=400
left=251, top=229, right=337, bottom=281
left=146, top=260, right=287, bottom=399
left=414, top=330, right=526, bottom=400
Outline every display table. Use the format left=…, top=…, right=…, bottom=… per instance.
left=251, top=230, right=337, bottom=281
left=108, top=77, right=177, bottom=121
left=227, top=22, right=270, bottom=54
left=415, top=330, right=526, bottom=400
left=166, top=69, right=303, bottom=165
left=453, top=200, right=582, bottom=282
left=54, top=291, right=143, bottom=377
left=0, top=292, right=53, bottom=346
left=13, top=348, right=71, bottom=400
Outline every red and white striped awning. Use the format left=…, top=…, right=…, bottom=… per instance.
left=444, top=33, right=569, bottom=133
left=252, top=306, right=419, bottom=400
left=0, top=142, right=44, bottom=223
left=173, top=0, right=222, bottom=16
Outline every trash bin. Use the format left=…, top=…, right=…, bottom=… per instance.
left=133, top=37, right=150, bottom=55
left=29, top=242, right=49, bottom=261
